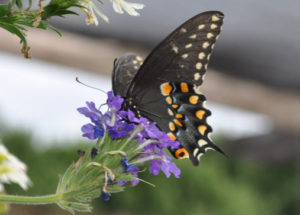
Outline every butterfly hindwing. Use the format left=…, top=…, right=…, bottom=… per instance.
left=112, top=53, right=143, bottom=98
left=162, top=82, right=225, bottom=165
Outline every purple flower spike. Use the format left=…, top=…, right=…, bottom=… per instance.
left=107, top=91, right=123, bottom=111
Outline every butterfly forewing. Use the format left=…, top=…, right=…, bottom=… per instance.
left=127, top=11, right=224, bottom=99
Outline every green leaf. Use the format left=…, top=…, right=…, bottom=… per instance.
left=0, top=21, right=27, bottom=46
left=115, top=173, right=137, bottom=182
left=16, top=0, right=23, bottom=9
left=48, top=25, right=62, bottom=36
left=26, top=0, right=33, bottom=10
left=0, top=4, right=10, bottom=17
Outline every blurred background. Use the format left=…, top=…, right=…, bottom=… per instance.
left=0, top=0, right=299, bottom=214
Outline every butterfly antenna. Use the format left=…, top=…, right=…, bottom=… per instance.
left=76, top=77, right=107, bottom=94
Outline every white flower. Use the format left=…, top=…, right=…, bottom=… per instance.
left=111, top=0, right=145, bottom=16
left=80, top=0, right=109, bottom=26
left=0, top=143, right=31, bottom=190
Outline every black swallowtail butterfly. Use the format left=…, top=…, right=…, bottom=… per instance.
left=112, top=11, right=225, bottom=166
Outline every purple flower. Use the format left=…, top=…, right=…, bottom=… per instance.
left=81, top=123, right=104, bottom=140
left=77, top=102, right=105, bottom=140
left=118, top=166, right=140, bottom=186
left=77, top=102, right=102, bottom=123
left=107, top=121, right=135, bottom=139
left=121, top=157, right=135, bottom=173
left=107, top=91, right=123, bottom=111
left=149, top=150, right=181, bottom=178
left=100, top=187, right=110, bottom=201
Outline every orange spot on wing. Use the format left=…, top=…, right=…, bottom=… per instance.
left=172, top=104, right=179, bottom=109
left=160, top=83, right=173, bottom=96
left=196, top=110, right=205, bottom=119
left=198, top=125, right=207, bottom=135
left=169, top=122, right=176, bottom=131
left=189, top=95, right=199, bottom=104
left=180, top=82, right=189, bottom=93
left=176, top=114, right=183, bottom=119
left=175, top=148, right=189, bottom=159
left=174, top=119, right=183, bottom=127
left=166, top=97, right=173, bottom=104
left=168, top=133, right=177, bottom=140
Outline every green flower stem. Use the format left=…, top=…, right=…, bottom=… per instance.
left=0, top=193, right=60, bottom=205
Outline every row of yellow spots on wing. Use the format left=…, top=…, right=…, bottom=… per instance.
left=160, top=82, right=173, bottom=96
left=192, top=14, right=223, bottom=82
left=175, top=148, right=189, bottom=159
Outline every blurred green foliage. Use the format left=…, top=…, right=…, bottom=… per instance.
left=1, top=130, right=299, bottom=215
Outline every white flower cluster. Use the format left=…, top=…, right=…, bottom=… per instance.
left=80, top=0, right=145, bottom=26
left=0, top=143, right=31, bottom=191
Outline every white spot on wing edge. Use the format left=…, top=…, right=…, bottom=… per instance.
left=212, top=15, right=221, bottom=22
left=198, top=24, right=205, bottom=30
left=198, top=52, right=205, bottom=60
left=197, top=153, right=203, bottom=161
left=202, top=42, right=210, bottom=49
left=180, top=27, right=187, bottom=33
left=196, top=62, right=202, bottom=70
left=189, top=34, right=197, bottom=39
left=205, top=147, right=214, bottom=152
left=207, top=33, right=214, bottom=39
left=181, top=53, right=188, bottom=59
left=185, top=43, right=193, bottom=49
left=210, top=24, right=218, bottom=29
left=136, top=56, right=143, bottom=61
left=168, top=108, right=174, bottom=116
left=198, top=139, right=207, bottom=147
left=194, top=72, right=201, bottom=81
left=193, top=148, right=199, bottom=157
left=193, top=85, right=203, bottom=95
